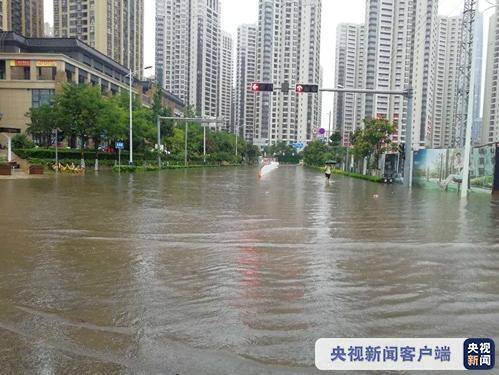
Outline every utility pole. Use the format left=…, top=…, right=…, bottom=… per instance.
left=328, top=110, right=332, bottom=137
left=157, top=116, right=161, bottom=168
left=184, top=122, right=188, bottom=167
left=203, top=125, right=207, bottom=164
left=55, top=128, right=59, bottom=168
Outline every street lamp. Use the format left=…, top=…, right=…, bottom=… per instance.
left=126, top=65, right=152, bottom=165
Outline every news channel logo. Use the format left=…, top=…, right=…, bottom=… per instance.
left=315, top=338, right=495, bottom=371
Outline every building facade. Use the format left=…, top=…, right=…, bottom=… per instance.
left=482, top=11, right=499, bottom=145
left=362, top=0, right=416, bottom=146
left=471, top=12, right=483, bottom=145
left=0, top=1, right=6, bottom=31
left=53, top=0, right=144, bottom=75
left=0, top=31, right=184, bottom=144
left=0, top=0, right=44, bottom=37
left=255, top=0, right=321, bottom=146
left=431, top=16, right=462, bottom=148
left=155, top=0, right=221, bottom=119
left=235, top=24, right=257, bottom=142
left=218, top=31, right=233, bottom=131
left=359, top=0, right=439, bottom=149
left=333, top=23, right=365, bottom=145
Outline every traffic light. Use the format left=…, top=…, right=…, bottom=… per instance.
left=295, top=84, right=319, bottom=93
left=251, top=82, right=274, bottom=92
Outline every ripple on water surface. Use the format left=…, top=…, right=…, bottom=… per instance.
left=0, top=167, right=498, bottom=373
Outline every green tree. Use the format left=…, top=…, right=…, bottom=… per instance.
left=97, top=95, right=128, bottom=143
left=26, top=104, right=59, bottom=147
left=329, top=131, right=342, bottom=147
left=350, top=117, right=397, bottom=170
left=54, top=84, right=103, bottom=162
left=302, top=140, right=330, bottom=166
left=11, top=134, right=35, bottom=149
left=244, top=144, right=260, bottom=164
left=265, top=141, right=299, bottom=163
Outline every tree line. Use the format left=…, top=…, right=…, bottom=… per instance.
left=23, top=83, right=259, bottom=164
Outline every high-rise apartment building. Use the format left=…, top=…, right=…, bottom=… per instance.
left=410, top=0, right=439, bottom=149
left=235, top=24, right=257, bottom=142
left=255, top=0, right=321, bottom=146
left=0, top=1, right=6, bottom=31
left=333, top=23, right=365, bottom=143
left=219, top=31, right=233, bottom=131
left=361, top=0, right=438, bottom=149
left=155, top=0, right=221, bottom=118
left=431, top=16, right=462, bottom=148
left=362, top=0, right=415, bottom=145
left=471, top=12, right=483, bottom=145
left=53, top=0, right=144, bottom=74
left=0, top=0, right=44, bottom=37
left=44, top=21, right=53, bottom=37
left=482, top=11, right=499, bottom=145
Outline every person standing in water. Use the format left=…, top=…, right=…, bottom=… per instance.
left=324, top=164, right=332, bottom=181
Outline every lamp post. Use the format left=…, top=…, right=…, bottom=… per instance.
left=235, top=125, right=238, bottom=157
left=156, top=117, right=224, bottom=167
left=127, top=65, right=152, bottom=165
left=55, top=128, right=59, bottom=168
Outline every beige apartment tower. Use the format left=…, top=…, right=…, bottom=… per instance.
left=0, top=0, right=44, bottom=37
left=53, top=0, right=143, bottom=74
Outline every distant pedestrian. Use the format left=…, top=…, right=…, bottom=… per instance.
left=325, top=164, right=332, bottom=181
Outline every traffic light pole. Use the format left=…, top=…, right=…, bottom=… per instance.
left=251, top=83, right=414, bottom=187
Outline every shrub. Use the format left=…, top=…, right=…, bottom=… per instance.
left=113, top=165, right=136, bottom=173
left=11, top=134, right=35, bottom=149
left=13, top=148, right=159, bottom=162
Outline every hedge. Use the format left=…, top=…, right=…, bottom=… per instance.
left=306, top=165, right=382, bottom=183
left=13, top=148, right=148, bottom=161
left=14, top=148, right=245, bottom=165
left=112, top=163, right=243, bottom=173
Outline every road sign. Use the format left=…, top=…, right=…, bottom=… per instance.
left=0, top=127, right=21, bottom=134
left=295, top=84, right=319, bottom=93
left=318, top=128, right=326, bottom=135
left=115, top=141, right=124, bottom=150
left=251, top=82, right=274, bottom=92
left=292, top=142, right=304, bottom=149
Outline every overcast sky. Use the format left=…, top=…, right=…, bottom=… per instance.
left=44, top=0, right=491, bottom=123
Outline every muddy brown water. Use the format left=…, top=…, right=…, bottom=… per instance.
left=0, top=166, right=498, bottom=374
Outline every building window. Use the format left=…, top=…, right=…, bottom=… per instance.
left=0, top=60, right=5, bottom=79
left=79, top=72, right=87, bottom=84
left=32, top=89, right=55, bottom=108
left=10, top=66, right=30, bottom=80
left=37, top=67, right=57, bottom=80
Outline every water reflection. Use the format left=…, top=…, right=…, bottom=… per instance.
left=0, top=166, right=497, bottom=373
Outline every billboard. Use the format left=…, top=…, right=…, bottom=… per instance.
left=413, top=145, right=496, bottom=192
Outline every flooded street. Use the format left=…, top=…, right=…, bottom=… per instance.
left=0, top=166, right=498, bottom=374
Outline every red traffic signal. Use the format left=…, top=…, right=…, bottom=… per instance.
left=295, top=84, right=319, bottom=93
left=251, top=82, right=274, bottom=92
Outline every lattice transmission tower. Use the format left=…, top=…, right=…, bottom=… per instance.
left=454, top=0, right=478, bottom=147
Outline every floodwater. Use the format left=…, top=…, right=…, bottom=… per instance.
left=0, top=166, right=498, bottom=374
